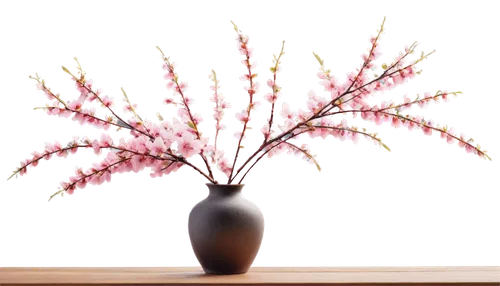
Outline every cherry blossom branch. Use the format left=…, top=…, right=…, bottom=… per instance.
left=61, top=62, right=148, bottom=139
left=263, top=41, right=286, bottom=142
left=46, top=142, right=216, bottom=201
left=34, top=105, right=126, bottom=131
left=236, top=123, right=392, bottom=184
left=233, top=127, right=310, bottom=184
left=120, top=87, right=143, bottom=122
left=228, top=21, right=259, bottom=184
left=48, top=156, right=133, bottom=202
left=392, top=90, right=459, bottom=111
left=157, top=46, right=215, bottom=182
left=311, top=58, right=400, bottom=122
left=209, top=70, right=231, bottom=164
left=281, top=141, right=321, bottom=171
left=319, top=108, right=490, bottom=160
left=343, top=17, right=386, bottom=96
left=323, top=47, right=434, bottom=116
left=29, top=74, right=68, bottom=108
left=236, top=58, right=412, bottom=179
left=236, top=20, right=387, bottom=174
left=312, top=125, right=391, bottom=151
left=120, top=146, right=214, bottom=183
left=73, top=77, right=154, bottom=140
left=230, top=17, right=394, bottom=181
left=235, top=41, right=288, bottom=180
left=8, top=142, right=85, bottom=180
left=56, top=61, right=154, bottom=139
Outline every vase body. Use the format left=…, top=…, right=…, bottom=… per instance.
left=188, top=184, right=264, bottom=275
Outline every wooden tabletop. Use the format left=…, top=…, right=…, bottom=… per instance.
left=1, top=267, right=499, bottom=285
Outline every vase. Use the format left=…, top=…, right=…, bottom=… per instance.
left=188, top=183, right=264, bottom=275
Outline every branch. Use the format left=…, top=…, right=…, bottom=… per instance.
left=34, top=105, right=129, bottom=131
left=228, top=24, right=258, bottom=183
left=317, top=108, right=490, bottom=160
left=8, top=143, right=86, bottom=181
left=158, top=50, right=215, bottom=182
left=48, top=156, right=132, bottom=202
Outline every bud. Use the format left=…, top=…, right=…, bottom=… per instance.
left=380, top=61, right=388, bottom=71
left=60, top=65, right=75, bottom=77
left=228, top=18, right=240, bottom=33
left=187, top=121, right=196, bottom=129
left=33, top=104, right=45, bottom=112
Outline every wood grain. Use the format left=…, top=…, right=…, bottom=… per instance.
left=1, top=267, right=499, bottom=285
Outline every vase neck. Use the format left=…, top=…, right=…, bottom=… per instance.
left=206, top=184, right=244, bottom=197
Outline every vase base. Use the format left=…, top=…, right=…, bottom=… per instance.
left=203, top=267, right=249, bottom=275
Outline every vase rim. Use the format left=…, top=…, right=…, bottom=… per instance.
left=206, top=183, right=245, bottom=187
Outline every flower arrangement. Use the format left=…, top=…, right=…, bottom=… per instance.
left=8, top=18, right=491, bottom=202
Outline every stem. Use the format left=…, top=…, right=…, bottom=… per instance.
left=109, top=147, right=215, bottom=184
left=35, top=106, right=133, bottom=132
left=159, top=54, right=215, bottom=182
left=341, top=17, right=386, bottom=98
left=49, top=157, right=132, bottom=202
left=235, top=130, right=307, bottom=182
left=227, top=104, right=250, bottom=183
left=329, top=47, right=434, bottom=117
left=234, top=150, right=262, bottom=182
left=77, top=80, right=154, bottom=139
left=316, top=108, right=490, bottom=160
left=314, top=125, right=383, bottom=142
left=31, top=75, right=69, bottom=109
left=318, top=49, right=429, bottom=118
left=160, top=161, right=175, bottom=171
left=10, top=145, right=90, bottom=179
left=228, top=34, right=256, bottom=183
left=230, top=120, right=310, bottom=183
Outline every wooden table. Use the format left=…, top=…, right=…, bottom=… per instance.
left=1, top=267, right=499, bottom=285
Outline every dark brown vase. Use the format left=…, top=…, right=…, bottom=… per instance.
left=188, top=184, right=264, bottom=275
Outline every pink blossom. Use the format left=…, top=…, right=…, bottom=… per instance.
left=391, top=116, right=402, bottom=128
left=177, top=108, right=191, bottom=123
left=177, top=134, right=202, bottom=158
left=101, top=95, right=114, bottom=107
left=234, top=131, right=246, bottom=140
left=164, top=72, right=175, bottom=80
left=264, top=92, right=280, bottom=103
left=422, top=126, right=432, bottom=136
left=217, top=157, right=232, bottom=177
left=146, top=122, right=161, bottom=137
left=136, top=136, right=150, bottom=153
left=296, top=108, right=312, bottom=122
left=150, top=160, right=183, bottom=177
left=146, top=137, right=167, bottom=156
left=88, top=173, right=103, bottom=186
left=261, top=124, right=272, bottom=139
left=280, top=102, right=295, bottom=119
left=75, top=176, right=88, bottom=189
left=68, top=100, right=82, bottom=111
left=75, top=81, right=89, bottom=96
left=129, top=155, right=147, bottom=173
left=278, top=119, right=295, bottom=133
left=92, top=131, right=113, bottom=154
left=198, top=137, right=210, bottom=153
left=322, top=77, right=338, bottom=92
left=235, top=110, right=250, bottom=123
left=85, top=79, right=93, bottom=89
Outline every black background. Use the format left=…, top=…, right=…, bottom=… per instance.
left=0, top=5, right=499, bottom=264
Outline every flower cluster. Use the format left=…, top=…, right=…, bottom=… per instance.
left=9, top=18, right=490, bottom=201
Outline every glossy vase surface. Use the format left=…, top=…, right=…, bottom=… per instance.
left=188, top=184, right=264, bottom=275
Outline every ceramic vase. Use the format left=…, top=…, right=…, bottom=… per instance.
left=188, top=184, right=264, bottom=274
